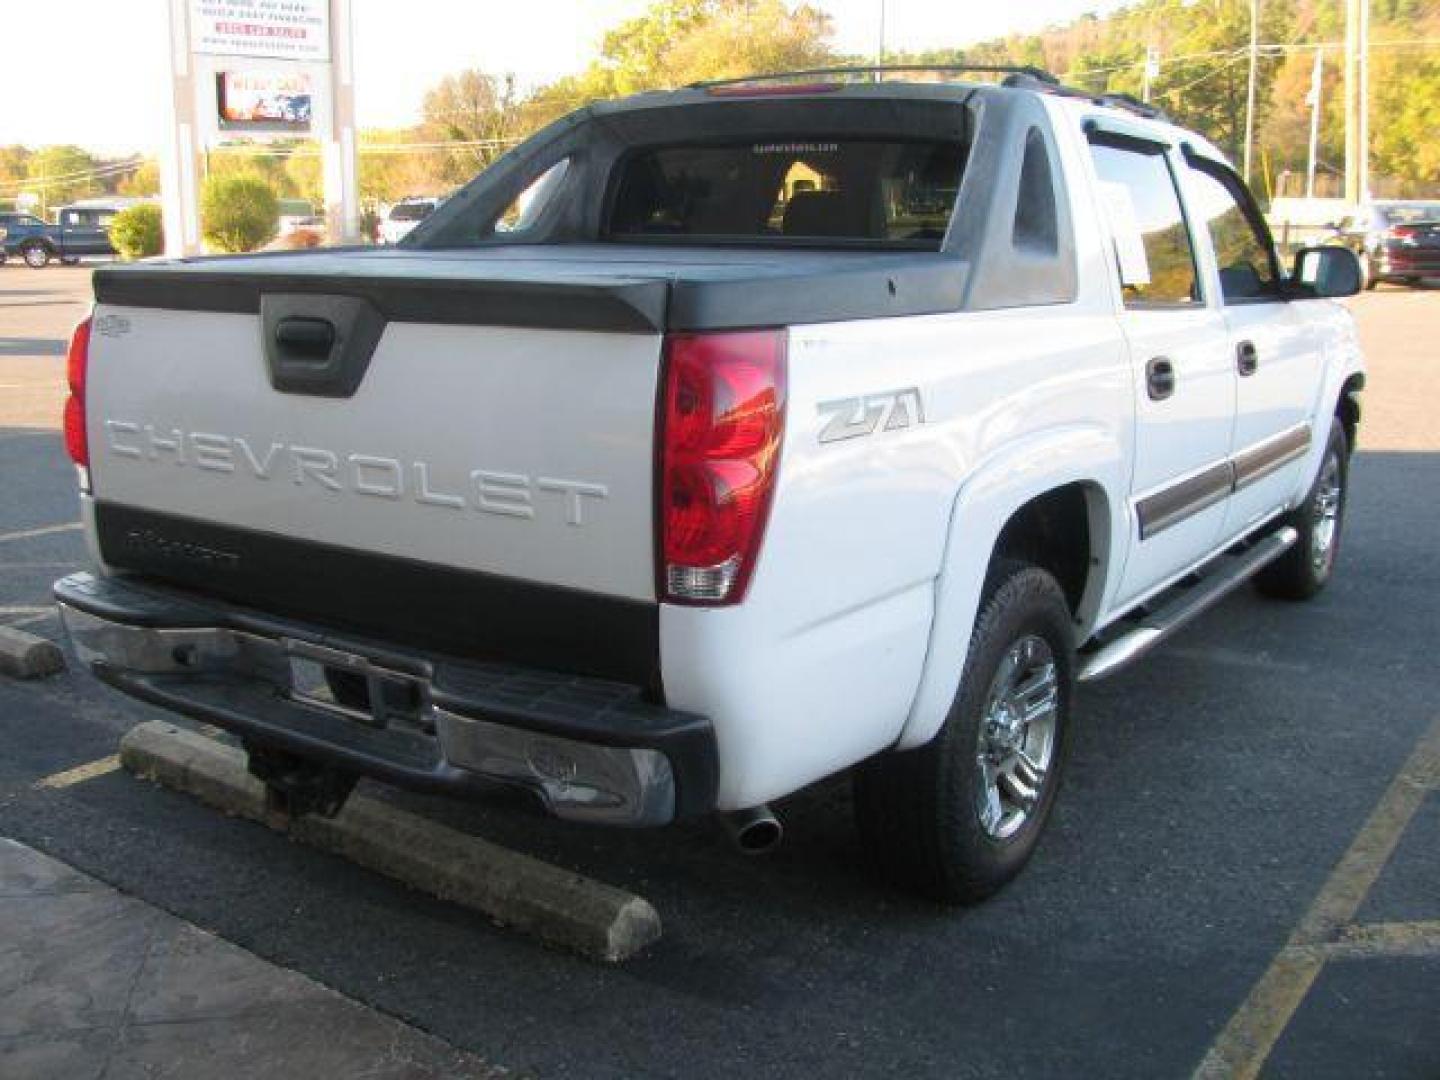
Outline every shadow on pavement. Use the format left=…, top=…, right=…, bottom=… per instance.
left=0, top=338, right=65, bottom=357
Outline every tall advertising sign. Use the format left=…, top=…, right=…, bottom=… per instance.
left=162, top=0, right=357, bottom=256
left=189, top=1, right=332, bottom=60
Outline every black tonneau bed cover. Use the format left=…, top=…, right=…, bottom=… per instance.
left=93, top=245, right=968, bottom=332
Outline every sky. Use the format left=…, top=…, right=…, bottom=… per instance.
left=0, top=0, right=1128, bottom=155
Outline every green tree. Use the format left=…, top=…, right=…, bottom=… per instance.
left=1149, top=0, right=1296, bottom=163
left=118, top=160, right=161, bottom=197
left=109, top=203, right=164, bottom=260
left=421, top=71, right=523, bottom=186
left=25, top=145, right=101, bottom=212
left=526, top=0, right=835, bottom=124
left=283, top=150, right=324, bottom=206
left=201, top=172, right=278, bottom=252
left=357, top=127, right=446, bottom=203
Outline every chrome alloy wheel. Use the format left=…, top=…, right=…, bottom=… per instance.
left=1310, top=451, right=1343, bottom=574
left=975, top=634, right=1059, bottom=841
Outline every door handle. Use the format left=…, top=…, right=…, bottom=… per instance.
left=1237, top=340, right=1259, bottom=377
left=274, top=316, right=336, bottom=357
left=1146, top=356, right=1176, bottom=401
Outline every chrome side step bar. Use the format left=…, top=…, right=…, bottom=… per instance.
left=1078, top=526, right=1299, bottom=683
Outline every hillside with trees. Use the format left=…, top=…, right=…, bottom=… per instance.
left=4, top=0, right=1435, bottom=217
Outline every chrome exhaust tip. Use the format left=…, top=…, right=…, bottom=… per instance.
left=721, top=805, right=783, bottom=855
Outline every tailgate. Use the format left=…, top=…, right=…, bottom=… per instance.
left=86, top=265, right=667, bottom=611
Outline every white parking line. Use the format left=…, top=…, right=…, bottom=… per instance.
left=0, top=521, right=81, bottom=544
left=1193, top=713, right=1440, bottom=1079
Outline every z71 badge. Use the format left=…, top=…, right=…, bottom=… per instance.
left=817, top=387, right=925, bottom=444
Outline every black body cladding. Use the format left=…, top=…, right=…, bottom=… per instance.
left=93, top=503, right=660, bottom=686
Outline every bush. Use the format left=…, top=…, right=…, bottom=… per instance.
left=201, top=173, right=279, bottom=253
left=108, top=203, right=164, bottom=260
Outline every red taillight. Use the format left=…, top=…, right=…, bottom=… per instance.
left=63, top=316, right=92, bottom=466
left=1388, top=225, right=1417, bottom=240
left=659, top=329, right=787, bottom=604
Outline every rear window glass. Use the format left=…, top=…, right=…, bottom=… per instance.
left=389, top=202, right=435, bottom=222
left=607, top=139, right=964, bottom=248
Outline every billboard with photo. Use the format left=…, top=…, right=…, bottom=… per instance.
left=216, top=70, right=314, bottom=132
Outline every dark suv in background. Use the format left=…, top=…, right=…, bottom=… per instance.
left=0, top=205, right=119, bottom=267
left=1331, top=200, right=1440, bottom=289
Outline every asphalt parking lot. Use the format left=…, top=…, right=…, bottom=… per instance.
left=2, top=264, right=1438, bottom=1078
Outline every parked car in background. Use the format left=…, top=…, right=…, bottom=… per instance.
left=1267, top=195, right=1352, bottom=254
left=1329, top=200, right=1440, bottom=288
left=0, top=211, right=49, bottom=265
left=379, top=196, right=440, bottom=244
left=0, top=203, right=120, bottom=266
left=277, top=199, right=323, bottom=238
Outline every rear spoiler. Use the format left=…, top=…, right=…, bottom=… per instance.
left=93, top=262, right=668, bottom=334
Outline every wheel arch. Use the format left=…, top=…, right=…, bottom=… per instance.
left=1336, top=371, right=1365, bottom=452
left=894, top=425, right=1126, bottom=751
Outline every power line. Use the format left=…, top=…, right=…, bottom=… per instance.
left=0, top=159, right=146, bottom=196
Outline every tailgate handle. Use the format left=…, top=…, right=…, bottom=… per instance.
left=260, top=294, right=386, bottom=399
left=274, top=317, right=335, bottom=357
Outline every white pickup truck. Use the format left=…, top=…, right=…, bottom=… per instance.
left=56, top=68, right=1365, bottom=902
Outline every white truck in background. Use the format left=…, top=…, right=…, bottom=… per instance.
left=56, top=67, right=1365, bottom=902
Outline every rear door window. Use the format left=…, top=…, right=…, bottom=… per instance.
left=607, top=138, right=965, bottom=248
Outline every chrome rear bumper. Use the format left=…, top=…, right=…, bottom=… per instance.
left=56, top=572, right=716, bottom=827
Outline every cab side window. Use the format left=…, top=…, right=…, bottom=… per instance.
left=1087, top=137, right=1201, bottom=308
left=1184, top=158, right=1282, bottom=302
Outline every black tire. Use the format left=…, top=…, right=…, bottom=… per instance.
left=21, top=242, right=50, bottom=268
left=1403, top=276, right=1423, bottom=287
left=1364, top=275, right=1379, bottom=291
left=854, top=560, right=1075, bottom=903
left=1254, top=420, right=1348, bottom=601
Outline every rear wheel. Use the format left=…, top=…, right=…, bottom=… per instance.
left=854, top=561, right=1075, bottom=903
left=21, top=243, right=50, bottom=268
left=1255, top=420, right=1348, bottom=601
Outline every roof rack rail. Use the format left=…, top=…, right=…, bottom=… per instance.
left=689, top=64, right=1170, bottom=122
left=690, top=64, right=1061, bottom=90
left=1096, top=91, right=1167, bottom=121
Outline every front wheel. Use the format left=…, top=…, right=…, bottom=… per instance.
left=854, top=561, right=1075, bottom=903
left=1255, top=420, right=1348, bottom=601
left=21, top=243, right=50, bottom=268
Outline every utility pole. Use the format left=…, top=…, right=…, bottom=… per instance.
left=1358, top=0, right=1369, bottom=202
left=876, top=0, right=886, bottom=79
left=1343, top=0, right=1369, bottom=204
left=1142, top=45, right=1160, bottom=104
left=1305, top=46, right=1323, bottom=198
left=1242, top=0, right=1260, bottom=182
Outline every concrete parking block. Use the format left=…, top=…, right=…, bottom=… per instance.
left=119, top=721, right=662, bottom=962
left=0, top=625, right=64, bottom=680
